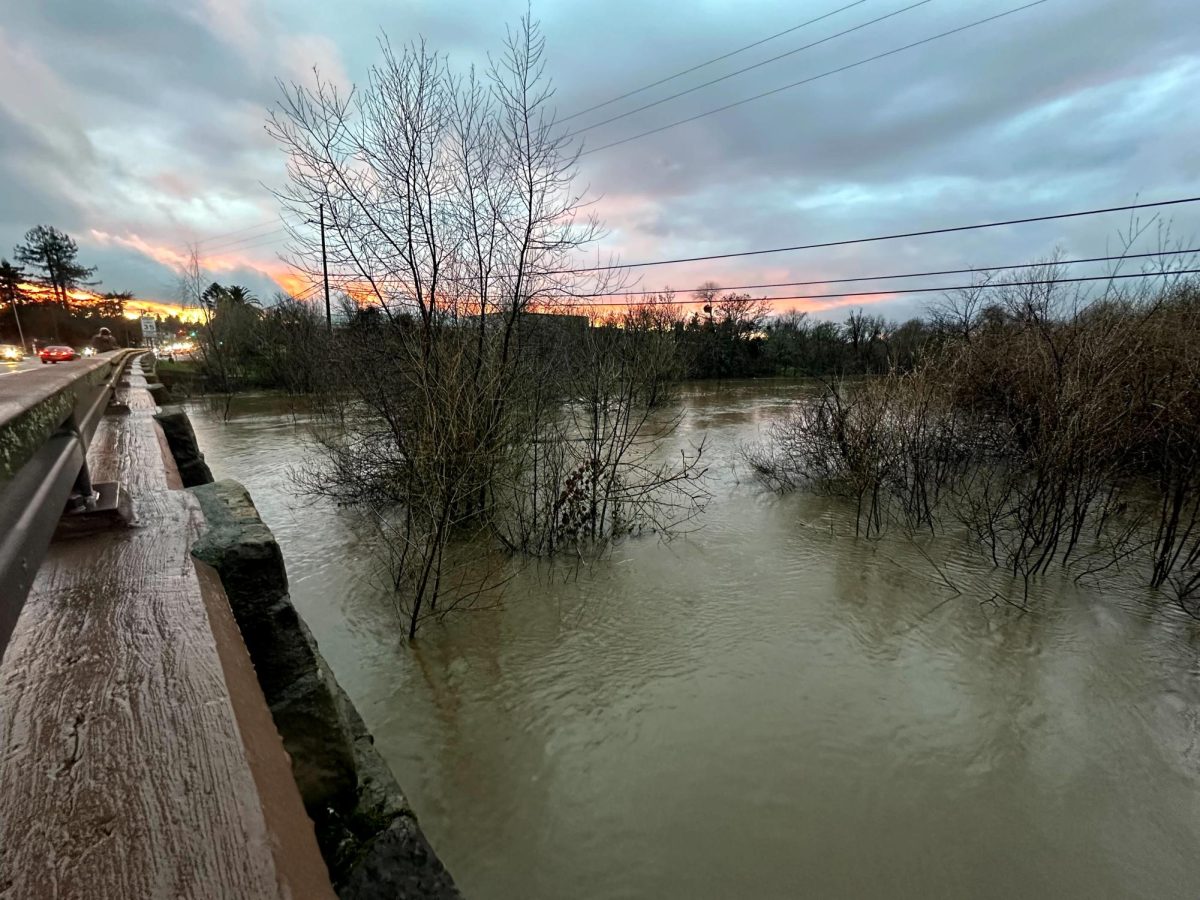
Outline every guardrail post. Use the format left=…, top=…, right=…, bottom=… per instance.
left=62, top=417, right=99, bottom=513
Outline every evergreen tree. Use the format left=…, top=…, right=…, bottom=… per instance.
left=13, top=225, right=97, bottom=311
left=0, top=258, right=26, bottom=305
left=97, top=290, right=133, bottom=319
left=0, top=258, right=29, bottom=349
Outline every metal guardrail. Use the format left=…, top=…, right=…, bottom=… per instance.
left=0, top=349, right=142, bottom=662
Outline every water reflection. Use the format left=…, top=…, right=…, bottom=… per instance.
left=187, top=382, right=1200, bottom=900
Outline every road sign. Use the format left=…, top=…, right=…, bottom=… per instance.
left=140, top=317, right=157, bottom=341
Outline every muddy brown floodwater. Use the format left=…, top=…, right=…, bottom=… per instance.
left=187, top=380, right=1200, bottom=900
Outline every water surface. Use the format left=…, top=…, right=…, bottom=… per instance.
left=187, top=381, right=1200, bottom=900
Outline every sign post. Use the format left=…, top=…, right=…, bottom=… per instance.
left=140, top=317, right=157, bottom=349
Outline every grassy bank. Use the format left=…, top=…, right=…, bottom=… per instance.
left=154, top=358, right=208, bottom=398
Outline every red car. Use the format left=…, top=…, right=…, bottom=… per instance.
left=39, top=345, right=77, bottom=364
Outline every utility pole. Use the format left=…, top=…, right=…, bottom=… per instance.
left=319, top=203, right=331, bottom=334
left=11, top=294, right=26, bottom=354
left=306, top=204, right=333, bottom=334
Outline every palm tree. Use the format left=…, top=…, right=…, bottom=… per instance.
left=224, top=285, right=259, bottom=306
left=201, top=282, right=226, bottom=308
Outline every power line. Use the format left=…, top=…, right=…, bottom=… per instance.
left=264, top=197, right=1200, bottom=287
left=559, top=0, right=869, bottom=124
left=305, top=247, right=1200, bottom=294
left=580, top=0, right=1051, bottom=156
left=286, top=267, right=1200, bottom=310
left=560, top=248, right=1200, bottom=297
left=194, top=218, right=285, bottom=246
left=198, top=226, right=293, bottom=255
left=190, top=225, right=316, bottom=262
left=201, top=229, right=289, bottom=252
left=565, top=0, right=933, bottom=139
left=293, top=283, right=323, bottom=300
left=540, top=196, right=1200, bottom=275
left=568, top=268, right=1200, bottom=307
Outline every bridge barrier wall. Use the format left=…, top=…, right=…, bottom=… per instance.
left=140, top=359, right=466, bottom=900
left=187, top=479, right=461, bottom=899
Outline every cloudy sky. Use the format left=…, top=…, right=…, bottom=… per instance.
left=2, top=0, right=1197, bottom=320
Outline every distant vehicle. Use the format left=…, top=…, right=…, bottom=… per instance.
left=39, top=345, right=77, bottom=364
left=0, top=344, right=24, bottom=361
left=79, top=346, right=96, bottom=358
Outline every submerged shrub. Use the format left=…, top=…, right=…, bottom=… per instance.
left=757, top=271, right=1200, bottom=611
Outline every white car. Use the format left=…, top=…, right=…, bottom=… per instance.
left=0, top=344, right=25, bottom=361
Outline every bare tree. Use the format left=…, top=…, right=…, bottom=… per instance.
left=929, top=274, right=996, bottom=344
left=271, top=17, right=700, bottom=637
left=715, top=291, right=772, bottom=335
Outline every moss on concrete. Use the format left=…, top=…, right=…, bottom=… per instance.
left=0, top=390, right=74, bottom=490
left=0, top=353, right=136, bottom=490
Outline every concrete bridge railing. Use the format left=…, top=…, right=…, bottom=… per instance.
left=0, top=348, right=140, bottom=659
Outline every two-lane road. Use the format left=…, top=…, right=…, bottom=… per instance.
left=1, top=358, right=39, bottom=376
left=0, top=357, right=81, bottom=376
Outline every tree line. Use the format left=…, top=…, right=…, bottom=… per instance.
left=585, top=283, right=932, bottom=380
left=176, top=276, right=326, bottom=395
left=188, top=276, right=935, bottom=394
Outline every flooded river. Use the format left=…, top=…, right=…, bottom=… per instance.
left=187, top=381, right=1200, bottom=899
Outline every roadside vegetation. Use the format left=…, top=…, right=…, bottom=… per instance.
left=173, top=277, right=326, bottom=396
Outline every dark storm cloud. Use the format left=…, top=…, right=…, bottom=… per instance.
left=565, top=0, right=1192, bottom=185
left=0, top=0, right=1196, bottom=315
left=543, top=0, right=1200, bottom=316
left=0, top=106, right=88, bottom=236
